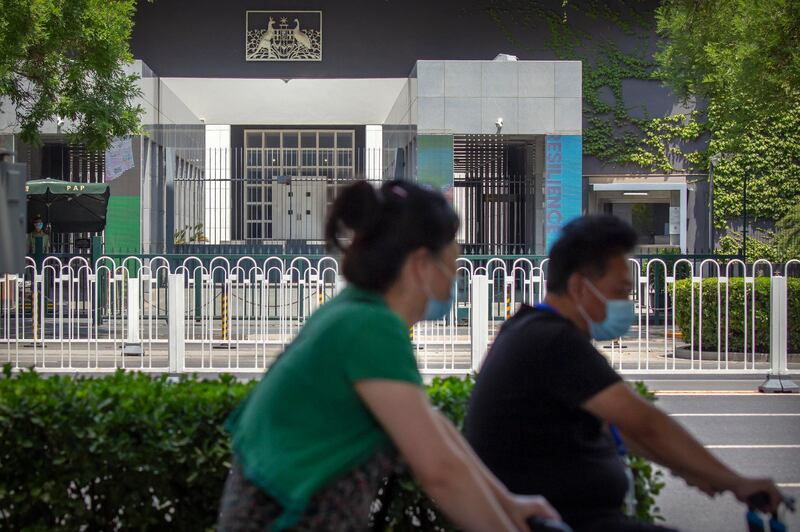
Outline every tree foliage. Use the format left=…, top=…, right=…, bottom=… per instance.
left=707, top=99, right=800, bottom=227
left=655, top=0, right=800, bottom=126
left=655, top=0, right=800, bottom=234
left=0, top=0, right=144, bottom=151
left=775, top=203, right=800, bottom=260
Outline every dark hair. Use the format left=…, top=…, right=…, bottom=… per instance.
left=325, top=180, right=459, bottom=292
left=546, top=215, right=638, bottom=294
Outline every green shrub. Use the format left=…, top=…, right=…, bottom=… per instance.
left=0, top=369, right=664, bottom=530
left=674, top=278, right=800, bottom=353
left=0, top=368, right=254, bottom=530
left=627, top=382, right=665, bottom=524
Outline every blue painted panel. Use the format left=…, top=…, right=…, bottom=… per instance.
left=417, top=134, right=454, bottom=195
left=544, top=135, right=582, bottom=250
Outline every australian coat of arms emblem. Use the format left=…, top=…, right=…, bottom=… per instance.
left=246, top=11, right=322, bottom=61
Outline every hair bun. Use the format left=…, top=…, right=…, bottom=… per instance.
left=336, top=181, right=380, bottom=232
left=325, top=181, right=380, bottom=251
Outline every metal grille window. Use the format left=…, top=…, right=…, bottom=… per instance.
left=244, top=129, right=355, bottom=241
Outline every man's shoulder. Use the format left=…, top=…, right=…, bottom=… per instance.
left=501, top=305, right=577, bottom=340
left=494, top=306, right=603, bottom=368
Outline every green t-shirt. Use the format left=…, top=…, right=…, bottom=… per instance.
left=225, top=285, right=422, bottom=530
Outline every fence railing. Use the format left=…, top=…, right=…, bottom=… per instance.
left=1, top=256, right=798, bottom=376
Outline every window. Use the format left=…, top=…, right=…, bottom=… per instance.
left=243, top=129, right=355, bottom=243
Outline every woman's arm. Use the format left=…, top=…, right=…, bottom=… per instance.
left=355, top=379, right=519, bottom=532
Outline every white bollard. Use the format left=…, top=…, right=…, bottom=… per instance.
left=759, top=275, right=798, bottom=393
left=123, top=277, right=142, bottom=355
left=471, top=274, right=489, bottom=372
left=168, top=273, right=185, bottom=374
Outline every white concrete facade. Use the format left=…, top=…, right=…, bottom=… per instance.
left=412, top=60, right=582, bottom=135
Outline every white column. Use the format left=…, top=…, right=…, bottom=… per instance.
left=471, top=274, right=489, bottom=372
left=365, top=125, right=383, bottom=181
left=205, top=125, right=231, bottom=244
left=168, top=273, right=186, bottom=373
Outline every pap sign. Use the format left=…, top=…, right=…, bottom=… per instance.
left=544, top=135, right=582, bottom=251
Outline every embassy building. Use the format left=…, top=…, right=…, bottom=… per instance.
left=0, top=0, right=708, bottom=256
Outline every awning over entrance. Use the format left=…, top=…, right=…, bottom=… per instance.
left=590, top=182, right=687, bottom=253
left=26, top=178, right=110, bottom=233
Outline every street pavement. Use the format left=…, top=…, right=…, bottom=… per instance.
left=641, top=377, right=800, bottom=532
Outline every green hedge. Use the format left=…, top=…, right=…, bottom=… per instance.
left=0, top=369, right=253, bottom=530
left=0, top=368, right=663, bottom=530
left=674, top=278, right=800, bottom=353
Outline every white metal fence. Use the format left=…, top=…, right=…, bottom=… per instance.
left=1, top=256, right=798, bottom=375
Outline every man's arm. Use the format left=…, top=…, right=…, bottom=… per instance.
left=613, top=426, right=717, bottom=495
left=584, top=382, right=782, bottom=511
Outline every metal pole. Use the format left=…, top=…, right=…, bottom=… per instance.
left=221, top=284, right=229, bottom=342
left=742, top=172, right=748, bottom=260
left=167, top=273, right=185, bottom=374
left=708, top=164, right=714, bottom=253
left=123, top=277, right=142, bottom=355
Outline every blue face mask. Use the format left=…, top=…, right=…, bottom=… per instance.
left=423, top=260, right=455, bottom=321
left=424, top=284, right=455, bottom=321
left=578, top=280, right=635, bottom=341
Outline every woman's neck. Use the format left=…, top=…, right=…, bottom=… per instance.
left=383, top=281, right=423, bottom=328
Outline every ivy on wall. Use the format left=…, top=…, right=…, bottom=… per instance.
left=484, top=0, right=800, bottom=240
left=483, top=1, right=704, bottom=172
left=706, top=99, right=800, bottom=228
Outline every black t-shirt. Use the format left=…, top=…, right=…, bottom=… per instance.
left=464, top=304, right=627, bottom=523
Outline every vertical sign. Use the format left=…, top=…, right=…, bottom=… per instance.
left=544, top=135, right=582, bottom=250
left=417, top=135, right=454, bottom=199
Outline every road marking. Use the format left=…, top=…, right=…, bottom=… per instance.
left=640, top=379, right=767, bottom=382
left=778, top=483, right=800, bottom=488
left=671, top=413, right=800, bottom=417
left=705, top=445, right=800, bottom=449
left=656, top=391, right=789, bottom=396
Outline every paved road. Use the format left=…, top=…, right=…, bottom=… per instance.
left=642, top=378, right=799, bottom=532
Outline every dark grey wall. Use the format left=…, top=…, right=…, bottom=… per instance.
left=131, top=0, right=557, bottom=79
left=130, top=0, right=687, bottom=169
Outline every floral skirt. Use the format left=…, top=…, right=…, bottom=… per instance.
left=216, top=450, right=398, bottom=532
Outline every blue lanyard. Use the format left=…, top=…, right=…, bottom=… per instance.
left=534, top=303, right=560, bottom=316
left=609, top=424, right=627, bottom=457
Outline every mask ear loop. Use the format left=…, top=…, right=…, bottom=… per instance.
left=571, top=276, right=599, bottom=331
left=575, top=301, right=593, bottom=331
left=583, top=278, right=608, bottom=304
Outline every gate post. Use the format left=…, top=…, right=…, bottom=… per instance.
left=759, top=275, right=798, bottom=393
left=471, top=274, right=489, bottom=372
left=168, top=273, right=185, bottom=374
left=123, top=277, right=142, bottom=355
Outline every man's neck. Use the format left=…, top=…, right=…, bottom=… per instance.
left=543, top=293, right=589, bottom=334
